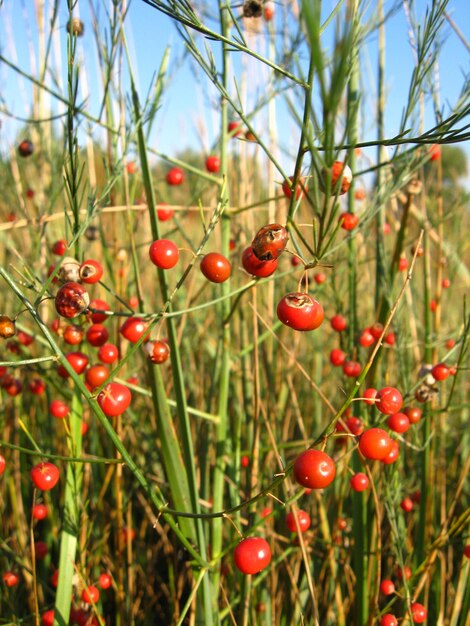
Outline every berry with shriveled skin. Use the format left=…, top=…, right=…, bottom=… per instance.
left=242, top=246, right=278, bottom=278
left=55, top=283, right=90, bottom=319
left=251, top=223, right=289, bottom=261
left=0, top=316, right=16, bottom=339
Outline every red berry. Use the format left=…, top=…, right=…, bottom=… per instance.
left=376, top=387, right=403, bottom=414
left=233, top=537, right=271, bottom=575
left=344, top=416, right=364, bottom=436
left=282, top=176, right=307, bottom=200
left=82, top=584, right=100, bottom=604
left=442, top=278, right=450, bottom=289
left=331, top=314, right=347, bottom=332
left=293, top=449, right=336, bottom=489
left=242, top=246, right=278, bottom=278
left=88, top=299, right=110, bottom=324
left=339, top=212, right=359, bottom=231
left=429, top=144, right=440, bottom=161
left=3, top=571, right=20, bottom=587
left=410, top=602, right=427, bottom=623
left=263, top=1, right=275, bottom=20
left=32, top=503, right=48, bottom=520
left=120, top=317, right=149, bottom=343
left=380, top=615, right=398, bottom=626
left=0, top=454, right=5, bottom=476
left=314, top=272, right=326, bottom=284
left=382, top=440, right=400, bottom=465
left=98, top=343, right=119, bottom=364
left=384, top=332, right=396, bottom=346
left=166, top=167, right=184, bottom=186
left=41, top=610, right=55, bottom=626
left=29, top=378, right=46, bottom=395
left=228, top=121, right=242, bottom=137
left=286, top=509, right=311, bottom=533
left=380, top=579, right=395, bottom=595
left=205, top=156, right=220, bottom=172
left=126, top=161, right=137, bottom=174
left=144, top=340, right=170, bottom=364
left=55, top=282, right=90, bottom=319
left=363, top=388, right=377, bottom=405
left=401, top=497, right=413, bottom=512
left=369, top=323, right=384, bottom=339
left=241, top=455, right=250, bottom=468
left=277, top=292, right=324, bottom=331
left=251, top=223, right=289, bottom=261
left=446, top=338, right=455, bottom=349
left=359, top=428, right=393, bottom=460
left=157, top=205, right=174, bottom=221
left=149, top=239, right=179, bottom=269
left=31, top=462, right=60, bottom=491
left=35, top=541, right=47, bottom=559
left=79, top=259, right=103, bottom=284
left=322, top=161, right=352, bottom=195
left=350, top=472, right=369, bottom=492
left=387, top=412, right=410, bottom=433
left=1, top=375, right=22, bottom=396
left=98, top=572, right=112, bottom=590
left=398, top=256, right=408, bottom=272
left=97, top=382, right=132, bottom=417
left=431, top=362, right=450, bottom=381
left=343, top=360, right=361, bottom=377
left=200, top=253, right=232, bottom=283
left=49, top=400, right=70, bottom=419
left=396, top=564, right=412, bottom=581
left=403, top=406, right=422, bottom=424
left=330, top=349, right=346, bottom=366
left=86, top=324, right=109, bottom=347
left=52, top=240, right=67, bottom=256
left=18, top=139, right=34, bottom=157
left=359, top=329, right=375, bottom=347
left=85, top=365, right=110, bottom=390
left=463, top=545, right=470, bottom=558
left=57, top=351, right=89, bottom=378
left=63, top=324, right=84, bottom=345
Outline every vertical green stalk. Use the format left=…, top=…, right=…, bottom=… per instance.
left=54, top=6, right=84, bottom=624
left=346, top=2, right=366, bottom=624
left=416, top=196, right=433, bottom=567
left=54, top=393, right=83, bottom=626
left=375, top=0, right=387, bottom=315
left=210, top=2, right=232, bottom=621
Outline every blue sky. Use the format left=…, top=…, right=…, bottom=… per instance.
left=0, top=0, right=469, bottom=176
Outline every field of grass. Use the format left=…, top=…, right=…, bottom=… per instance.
left=0, top=1, right=469, bottom=625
